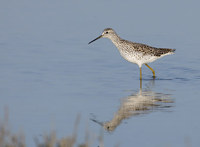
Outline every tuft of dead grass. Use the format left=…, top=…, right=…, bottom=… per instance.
left=0, top=110, right=25, bottom=147
left=0, top=111, right=102, bottom=147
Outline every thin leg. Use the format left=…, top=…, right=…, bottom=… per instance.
left=145, top=63, right=155, bottom=78
left=140, top=78, right=142, bottom=89
left=140, top=67, right=142, bottom=80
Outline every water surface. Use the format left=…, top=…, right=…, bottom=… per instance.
left=0, top=0, right=200, bottom=146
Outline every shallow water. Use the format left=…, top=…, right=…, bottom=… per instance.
left=1, top=0, right=200, bottom=147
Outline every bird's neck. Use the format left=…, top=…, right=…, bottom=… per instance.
left=109, top=34, right=121, bottom=46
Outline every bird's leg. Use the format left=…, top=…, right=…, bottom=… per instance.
left=145, top=64, right=155, bottom=78
left=140, top=67, right=142, bottom=80
left=140, top=78, right=142, bottom=89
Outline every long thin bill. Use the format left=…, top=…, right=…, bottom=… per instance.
left=88, top=35, right=102, bottom=44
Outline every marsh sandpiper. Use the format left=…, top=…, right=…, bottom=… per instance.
left=88, top=28, right=175, bottom=79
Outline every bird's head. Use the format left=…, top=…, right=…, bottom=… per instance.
left=88, top=28, right=117, bottom=44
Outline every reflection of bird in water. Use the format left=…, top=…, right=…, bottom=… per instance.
left=91, top=80, right=174, bottom=132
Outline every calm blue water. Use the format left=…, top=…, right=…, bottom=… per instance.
left=1, top=0, right=200, bottom=147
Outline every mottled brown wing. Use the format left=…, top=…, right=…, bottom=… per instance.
left=132, top=43, right=175, bottom=57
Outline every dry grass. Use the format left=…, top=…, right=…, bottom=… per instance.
left=0, top=112, right=101, bottom=147
left=0, top=111, right=25, bottom=147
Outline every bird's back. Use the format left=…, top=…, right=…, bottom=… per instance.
left=119, top=39, right=175, bottom=57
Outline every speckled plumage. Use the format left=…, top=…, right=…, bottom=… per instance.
left=88, top=28, right=175, bottom=79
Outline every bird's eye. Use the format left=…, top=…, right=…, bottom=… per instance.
left=105, top=31, right=108, bottom=34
